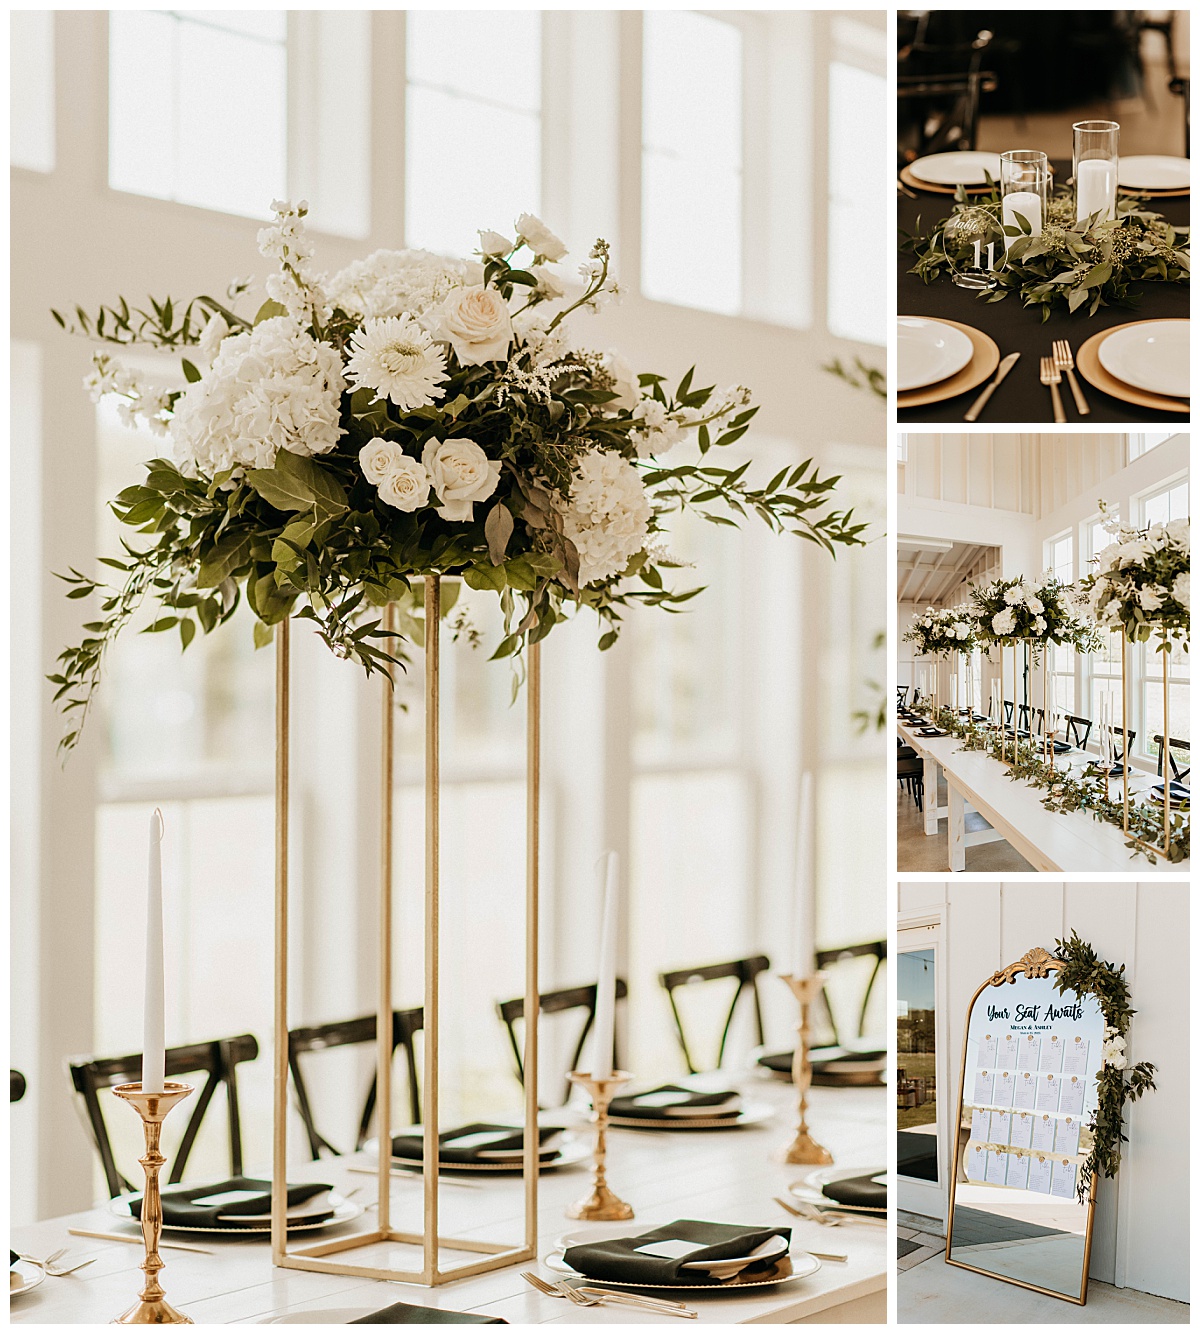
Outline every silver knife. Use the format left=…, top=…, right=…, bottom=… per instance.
left=964, top=352, right=1020, bottom=421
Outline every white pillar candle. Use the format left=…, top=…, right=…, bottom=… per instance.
left=1076, top=158, right=1116, bottom=223
left=143, top=809, right=166, bottom=1095
left=1002, top=190, right=1043, bottom=241
left=792, top=772, right=816, bottom=978
left=591, top=852, right=618, bottom=1080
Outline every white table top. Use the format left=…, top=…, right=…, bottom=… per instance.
left=898, top=719, right=1188, bottom=872
left=10, top=1078, right=885, bottom=1325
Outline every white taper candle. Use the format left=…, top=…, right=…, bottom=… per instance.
left=792, top=772, right=816, bottom=977
left=591, top=852, right=618, bottom=1080
left=143, top=809, right=166, bottom=1095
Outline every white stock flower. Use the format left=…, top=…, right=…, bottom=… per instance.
left=631, top=398, right=683, bottom=458
left=435, top=286, right=513, bottom=365
left=345, top=316, right=448, bottom=410
left=422, top=437, right=501, bottom=521
left=478, top=230, right=513, bottom=257
left=170, top=316, right=345, bottom=476
left=992, top=608, right=1017, bottom=636
left=560, top=449, right=652, bottom=586
left=515, top=212, right=567, bottom=262
left=512, top=309, right=571, bottom=366
left=378, top=455, right=432, bottom=512
left=601, top=350, right=640, bottom=412
left=328, top=249, right=473, bottom=321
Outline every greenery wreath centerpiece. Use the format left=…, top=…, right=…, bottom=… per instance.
left=970, top=573, right=1101, bottom=653
left=903, top=605, right=976, bottom=656
left=902, top=186, right=1189, bottom=322
left=49, top=202, right=867, bottom=753
left=1051, top=932, right=1156, bottom=1203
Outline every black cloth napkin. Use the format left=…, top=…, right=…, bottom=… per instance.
left=563, top=1219, right=791, bottom=1286
left=351, top=1304, right=507, bottom=1324
left=129, top=1176, right=333, bottom=1229
left=822, top=1172, right=886, bottom=1210
left=390, top=1124, right=560, bottom=1165
left=10, top=1251, right=18, bottom=1268
left=609, top=1085, right=740, bottom=1120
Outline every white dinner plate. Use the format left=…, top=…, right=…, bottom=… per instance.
left=1118, top=155, right=1190, bottom=190
left=897, top=317, right=974, bottom=392
left=545, top=1244, right=821, bottom=1290
left=1097, top=321, right=1190, bottom=397
left=109, top=1189, right=363, bottom=1235
left=9, top=1261, right=45, bottom=1298
left=608, top=1100, right=776, bottom=1131
left=909, top=151, right=1003, bottom=186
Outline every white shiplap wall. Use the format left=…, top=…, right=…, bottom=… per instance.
left=898, top=881, right=1190, bottom=1304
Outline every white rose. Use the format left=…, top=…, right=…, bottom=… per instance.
left=515, top=211, right=568, bottom=262
left=601, top=350, right=640, bottom=412
left=1165, top=519, right=1189, bottom=547
left=422, top=436, right=502, bottom=521
left=377, top=455, right=431, bottom=512
left=1172, top=572, right=1189, bottom=606
left=359, top=438, right=410, bottom=486
left=435, top=286, right=513, bottom=366
left=1028, top=598, right=1044, bottom=614
left=1138, top=585, right=1165, bottom=612
left=534, top=266, right=567, bottom=301
left=478, top=229, right=513, bottom=256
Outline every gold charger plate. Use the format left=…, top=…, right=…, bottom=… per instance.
left=897, top=319, right=1001, bottom=408
left=1075, top=321, right=1190, bottom=415
left=899, top=164, right=992, bottom=197
left=1118, top=186, right=1189, bottom=199
left=607, top=1101, right=774, bottom=1131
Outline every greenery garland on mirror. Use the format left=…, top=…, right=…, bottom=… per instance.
left=901, top=185, right=1190, bottom=322
left=1050, top=932, right=1156, bottom=1204
left=931, top=708, right=1189, bottom=864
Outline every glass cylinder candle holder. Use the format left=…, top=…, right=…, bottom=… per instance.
left=1073, top=120, right=1119, bottom=224
left=1000, top=151, right=1049, bottom=250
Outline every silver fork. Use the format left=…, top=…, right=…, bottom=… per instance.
left=521, top=1270, right=696, bottom=1318
left=1052, top=339, right=1090, bottom=416
left=1040, top=355, right=1066, bottom=423
left=19, top=1249, right=96, bottom=1277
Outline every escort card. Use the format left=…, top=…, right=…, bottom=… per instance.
left=1031, top=1113, right=1056, bottom=1152
left=971, top=1107, right=991, bottom=1142
left=1036, top=1072, right=1062, bottom=1111
left=990, top=1109, right=1013, bottom=1145
left=1009, top=1110, right=1034, bottom=1149
left=1006, top=1150, right=1031, bottom=1189
left=1051, top=1157, right=1078, bottom=1200
left=985, top=1147, right=1009, bottom=1186
left=1063, top=1035, right=1090, bottom=1076
left=1027, top=1153, right=1053, bottom=1194
left=997, top=1032, right=1019, bottom=1069
left=966, top=1144, right=988, bottom=1182
left=1040, top=1033, right=1065, bottom=1072
left=1056, top=1116, right=1081, bottom=1155
left=1013, top=1070, right=1038, bottom=1110
left=979, top=1032, right=998, bottom=1066
left=973, top=1068, right=996, bottom=1104
left=1018, top=1034, right=1042, bottom=1071
left=1059, top=1074, right=1086, bottom=1116
left=993, top=1069, right=1016, bottom=1107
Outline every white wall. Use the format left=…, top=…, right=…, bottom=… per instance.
left=898, top=881, right=1190, bottom=1304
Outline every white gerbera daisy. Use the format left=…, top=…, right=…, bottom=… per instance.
left=345, top=315, right=448, bottom=410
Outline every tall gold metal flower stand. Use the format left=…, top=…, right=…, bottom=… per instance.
left=1120, top=636, right=1176, bottom=861
left=271, top=576, right=542, bottom=1284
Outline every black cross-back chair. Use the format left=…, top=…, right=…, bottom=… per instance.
left=659, top=956, right=770, bottom=1075
left=897, top=686, right=910, bottom=705
left=497, top=981, right=628, bottom=1106
left=1064, top=714, right=1092, bottom=749
left=69, top=1034, right=258, bottom=1199
left=813, top=942, right=887, bottom=1050
left=1003, top=701, right=1014, bottom=728
left=1153, top=735, right=1190, bottom=785
left=288, top=1009, right=424, bottom=1159
left=11, top=1070, right=26, bottom=1103
left=897, top=754, right=924, bottom=811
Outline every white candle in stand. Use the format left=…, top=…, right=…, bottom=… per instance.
left=1076, top=158, right=1116, bottom=223
left=1002, top=191, right=1043, bottom=242
left=791, top=772, right=816, bottom=979
left=591, top=852, right=618, bottom=1080
left=143, top=809, right=166, bottom=1095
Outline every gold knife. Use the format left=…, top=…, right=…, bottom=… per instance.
left=964, top=352, right=1020, bottom=421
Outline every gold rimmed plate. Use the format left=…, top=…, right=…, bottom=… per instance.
left=897, top=319, right=1001, bottom=409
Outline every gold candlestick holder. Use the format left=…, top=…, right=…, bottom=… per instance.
left=779, top=974, right=834, bottom=1166
left=565, top=1071, right=635, bottom=1221
left=111, top=1081, right=194, bottom=1325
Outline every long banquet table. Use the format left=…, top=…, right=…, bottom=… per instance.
left=897, top=162, right=1190, bottom=423
left=898, top=719, right=1189, bottom=872
left=10, top=1078, right=885, bottom=1325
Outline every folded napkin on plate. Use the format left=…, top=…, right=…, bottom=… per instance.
left=10, top=1251, right=18, bottom=1268
left=391, top=1124, right=561, bottom=1165
left=822, top=1172, right=886, bottom=1210
left=563, top=1219, right=791, bottom=1286
left=350, top=1303, right=507, bottom=1324
left=1151, top=781, right=1190, bottom=800
left=130, top=1177, right=333, bottom=1229
left=609, top=1085, right=741, bottom=1119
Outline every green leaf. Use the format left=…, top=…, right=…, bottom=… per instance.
left=197, top=533, right=251, bottom=589
left=254, top=299, right=289, bottom=324
left=484, top=501, right=515, bottom=565
left=179, top=618, right=196, bottom=650
left=463, top=563, right=507, bottom=593
left=253, top=619, right=275, bottom=650
left=181, top=358, right=202, bottom=384
left=247, top=452, right=347, bottom=515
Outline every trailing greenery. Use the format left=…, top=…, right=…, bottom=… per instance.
left=824, top=356, right=885, bottom=401
left=1051, top=932, right=1157, bottom=1203
left=902, top=185, right=1189, bottom=323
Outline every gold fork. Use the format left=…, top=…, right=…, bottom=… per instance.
left=521, top=1271, right=696, bottom=1319
left=1052, top=339, right=1090, bottom=415
left=1040, top=356, right=1066, bottom=423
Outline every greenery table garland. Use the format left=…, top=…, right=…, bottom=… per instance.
left=902, top=185, right=1189, bottom=322
left=1051, top=932, right=1156, bottom=1204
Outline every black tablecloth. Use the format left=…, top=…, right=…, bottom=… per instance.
left=898, top=163, right=1190, bottom=423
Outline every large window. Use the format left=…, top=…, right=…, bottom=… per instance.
left=108, top=11, right=287, bottom=219
left=1128, top=432, right=1175, bottom=462
left=1046, top=533, right=1075, bottom=715
left=1138, top=480, right=1190, bottom=761
left=641, top=11, right=742, bottom=314
left=405, top=11, right=542, bottom=257
left=11, top=10, right=55, bottom=173
left=898, top=943, right=938, bottom=1182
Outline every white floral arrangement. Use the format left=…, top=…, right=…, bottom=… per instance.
left=51, top=203, right=867, bottom=751
left=970, top=573, right=1100, bottom=651
left=1075, top=505, right=1189, bottom=646
left=902, top=606, right=976, bottom=655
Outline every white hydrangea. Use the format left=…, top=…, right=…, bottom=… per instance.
left=561, top=449, right=652, bottom=586
left=327, top=248, right=478, bottom=321
left=992, top=608, right=1017, bottom=636
left=170, top=316, right=346, bottom=476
